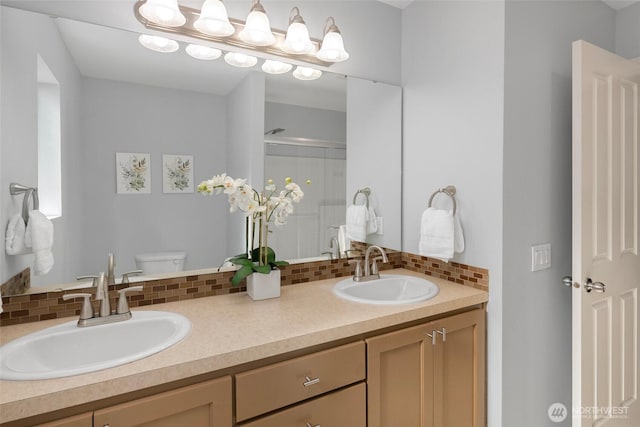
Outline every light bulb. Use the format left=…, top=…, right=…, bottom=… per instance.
left=284, top=8, right=313, bottom=54
left=238, top=1, right=275, bottom=46
left=262, top=60, right=293, bottom=74
left=186, top=44, right=222, bottom=60
left=138, top=34, right=179, bottom=53
left=194, top=0, right=235, bottom=37
left=293, top=66, right=322, bottom=81
left=139, top=0, right=186, bottom=27
left=316, top=19, right=349, bottom=63
left=224, top=52, right=258, bottom=68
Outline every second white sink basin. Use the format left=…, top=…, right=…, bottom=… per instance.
left=333, top=274, right=440, bottom=305
left=0, top=311, right=191, bottom=381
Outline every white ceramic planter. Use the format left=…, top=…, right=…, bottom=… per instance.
left=246, top=269, right=281, bottom=301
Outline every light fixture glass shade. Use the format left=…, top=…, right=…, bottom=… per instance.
left=284, top=8, right=313, bottom=54
left=186, top=44, right=222, bottom=60
left=224, top=52, right=258, bottom=68
left=316, top=19, right=349, bottom=62
left=293, top=66, right=322, bottom=81
left=194, top=0, right=235, bottom=37
left=138, top=34, right=180, bottom=53
left=139, top=0, right=186, bottom=27
left=238, top=1, right=275, bottom=46
left=262, top=60, right=293, bottom=74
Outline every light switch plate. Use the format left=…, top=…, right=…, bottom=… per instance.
left=376, top=217, right=384, bottom=235
left=531, top=243, right=551, bottom=271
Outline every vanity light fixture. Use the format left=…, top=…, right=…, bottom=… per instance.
left=224, top=52, right=258, bottom=68
left=292, top=66, right=322, bottom=81
left=316, top=17, right=349, bottom=63
left=283, top=7, right=313, bottom=54
left=138, top=34, right=180, bottom=53
left=135, top=0, right=350, bottom=67
left=186, top=43, right=222, bottom=60
left=138, top=0, right=186, bottom=27
left=262, top=60, right=293, bottom=74
left=193, top=0, right=234, bottom=37
left=238, top=0, right=275, bottom=47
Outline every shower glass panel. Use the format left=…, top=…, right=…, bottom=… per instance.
left=264, top=141, right=346, bottom=260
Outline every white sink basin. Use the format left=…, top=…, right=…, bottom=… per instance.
left=333, top=274, right=440, bottom=305
left=0, top=311, right=191, bottom=381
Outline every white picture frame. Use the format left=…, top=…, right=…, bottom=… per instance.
left=116, top=152, right=151, bottom=194
left=162, top=154, right=194, bottom=194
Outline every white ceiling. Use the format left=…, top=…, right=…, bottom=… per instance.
left=378, top=0, right=640, bottom=11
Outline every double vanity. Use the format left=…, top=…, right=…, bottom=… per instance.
left=0, top=269, right=487, bottom=426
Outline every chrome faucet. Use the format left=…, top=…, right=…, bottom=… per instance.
left=350, top=245, right=389, bottom=282
left=63, top=272, right=143, bottom=327
left=329, top=237, right=341, bottom=259
left=105, top=252, right=116, bottom=286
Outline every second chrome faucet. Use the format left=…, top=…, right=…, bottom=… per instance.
left=350, top=245, right=389, bottom=282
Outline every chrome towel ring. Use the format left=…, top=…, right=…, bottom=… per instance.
left=427, top=185, right=457, bottom=215
left=9, top=182, right=39, bottom=224
left=352, top=187, right=371, bottom=208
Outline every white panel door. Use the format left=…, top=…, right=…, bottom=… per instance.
left=572, top=40, right=640, bottom=426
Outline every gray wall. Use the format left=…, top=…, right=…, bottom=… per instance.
left=226, top=72, right=265, bottom=256
left=1, top=6, right=84, bottom=286
left=503, top=1, right=615, bottom=426
left=615, top=2, right=640, bottom=58
left=265, top=102, right=346, bottom=143
left=79, top=77, right=229, bottom=275
left=401, top=2, right=505, bottom=424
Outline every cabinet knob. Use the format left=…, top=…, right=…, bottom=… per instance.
left=303, top=376, right=320, bottom=387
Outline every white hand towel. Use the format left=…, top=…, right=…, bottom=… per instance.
left=338, top=225, right=350, bottom=256
left=5, top=214, right=30, bottom=255
left=24, top=210, right=54, bottom=275
left=346, top=205, right=368, bottom=242
left=418, top=207, right=455, bottom=262
left=454, top=214, right=465, bottom=253
left=366, top=206, right=378, bottom=235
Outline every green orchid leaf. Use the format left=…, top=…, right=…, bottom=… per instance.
left=254, top=265, right=272, bottom=274
left=232, top=258, right=254, bottom=267
left=272, top=260, right=289, bottom=267
left=231, top=265, right=254, bottom=286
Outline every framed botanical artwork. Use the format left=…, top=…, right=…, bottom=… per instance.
left=116, top=152, right=151, bottom=194
left=163, top=154, right=194, bottom=193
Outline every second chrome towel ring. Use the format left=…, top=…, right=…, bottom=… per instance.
left=428, top=185, right=457, bottom=215
left=9, top=182, right=39, bottom=225
left=353, top=187, right=371, bottom=208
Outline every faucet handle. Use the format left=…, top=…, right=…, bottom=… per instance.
left=76, top=275, right=99, bottom=287
left=116, top=286, right=143, bottom=314
left=321, top=251, right=334, bottom=261
left=371, top=256, right=388, bottom=275
left=348, top=259, right=363, bottom=278
left=121, top=270, right=143, bottom=284
left=62, top=293, right=94, bottom=320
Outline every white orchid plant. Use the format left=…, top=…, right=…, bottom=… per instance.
left=197, top=173, right=308, bottom=286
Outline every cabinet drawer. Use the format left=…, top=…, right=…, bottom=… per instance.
left=240, top=383, right=366, bottom=427
left=236, top=341, right=365, bottom=421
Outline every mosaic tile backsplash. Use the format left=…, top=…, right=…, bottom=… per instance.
left=1, top=246, right=488, bottom=327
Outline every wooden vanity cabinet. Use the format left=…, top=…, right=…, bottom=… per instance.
left=93, top=376, right=232, bottom=427
left=367, top=308, right=486, bottom=427
left=35, top=412, right=93, bottom=427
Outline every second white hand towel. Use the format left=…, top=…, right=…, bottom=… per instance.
left=24, top=210, right=54, bottom=275
left=5, top=214, right=29, bottom=255
left=366, top=206, right=378, bottom=235
left=346, top=205, right=368, bottom=242
left=418, top=207, right=455, bottom=262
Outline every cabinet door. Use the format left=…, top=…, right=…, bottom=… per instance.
left=367, top=309, right=485, bottom=427
left=93, top=376, right=232, bottom=427
left=432, top=309, right=486, bottom=427
left=35, top=412, right=93, bottom=427
left=367, top=321, right=435, bottom=427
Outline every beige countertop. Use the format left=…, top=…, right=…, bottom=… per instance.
left=0, top=268, right=488, bottom=424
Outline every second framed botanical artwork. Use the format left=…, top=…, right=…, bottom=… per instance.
left=163, top=154, right=194, bottom=193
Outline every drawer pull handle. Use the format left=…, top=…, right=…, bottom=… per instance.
left=437, top=327, right=447, bottom=342
left=306, top=423, right=320, bottom=427
left=425, top=330, right=436, bottom=345
left=303, top=376, right=320, bottom=387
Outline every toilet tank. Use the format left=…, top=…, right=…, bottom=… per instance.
left=134, top=251, right=187, bottom=275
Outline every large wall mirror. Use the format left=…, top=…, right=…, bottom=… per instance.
left=0, top=2, right=402, bottom=294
